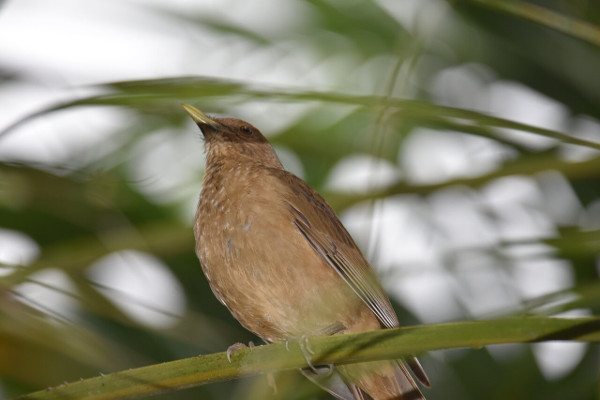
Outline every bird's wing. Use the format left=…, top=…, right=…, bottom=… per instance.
left=273, top=170, right=399, bottom=329
left=273, top=170, right=430, bottom=387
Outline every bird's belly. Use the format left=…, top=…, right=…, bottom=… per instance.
left=197, top=213, right=367, bottom=342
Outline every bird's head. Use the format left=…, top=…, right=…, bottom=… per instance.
left=183, top=103, right=282, bottom=169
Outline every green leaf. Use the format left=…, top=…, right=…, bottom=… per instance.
left=14, top=317, right=600, bottom=400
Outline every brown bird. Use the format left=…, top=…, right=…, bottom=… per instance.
left=183, top=104, right=429, bottom=400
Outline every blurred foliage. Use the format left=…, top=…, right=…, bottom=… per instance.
left=1, top=0, right=600, bottom=399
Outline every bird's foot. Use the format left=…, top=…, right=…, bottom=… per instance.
left=226, top=341, right=254, bottom=363
left=300, top=335, right=315, bottom=356
left=226, top=341, right=276, bottom=392
left=286, top=335, right=319, bottom=373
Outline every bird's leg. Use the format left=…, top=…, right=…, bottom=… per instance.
left=226, top=340, right=255, bottom=363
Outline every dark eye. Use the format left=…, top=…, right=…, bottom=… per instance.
left=240, top=125, right=252, bottom=134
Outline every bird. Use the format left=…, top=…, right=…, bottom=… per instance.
left=183, top=103, right=429, bottom=400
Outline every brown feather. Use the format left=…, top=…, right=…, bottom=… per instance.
left=185, top=105, right=428, bottom=399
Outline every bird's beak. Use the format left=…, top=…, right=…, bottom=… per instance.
left=182, top=104, right=221, bottom=129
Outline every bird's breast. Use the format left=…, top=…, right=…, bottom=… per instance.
left=194, top=164, right=368, bottom=341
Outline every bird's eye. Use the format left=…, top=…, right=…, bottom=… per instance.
left=240, top=125, right=252, bottom=134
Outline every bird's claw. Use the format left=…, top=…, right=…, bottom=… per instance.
left=226, top=341, right=254, bottom=363
left=296, top=335, right=319, bottom=373
left=301, top=335, right=315, bottom=355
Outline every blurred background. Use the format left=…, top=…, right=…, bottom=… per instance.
left=0, top=0, right=599, bottom=398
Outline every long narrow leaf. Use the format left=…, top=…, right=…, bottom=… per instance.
left=3, top=78, right=600, bottom=152
left=15, top=317, right=600, bottom=400
left=468, top=0, right=600, bottom=47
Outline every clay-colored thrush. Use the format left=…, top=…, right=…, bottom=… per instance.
left=183, top=104, right=429, bottom=400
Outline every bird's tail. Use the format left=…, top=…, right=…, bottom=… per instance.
left=339, top=359, right=425, bottom=400
left=302, top=358, right=427, bottom=400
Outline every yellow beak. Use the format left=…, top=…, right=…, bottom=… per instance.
left=182, top=104, right=220, bottom=127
